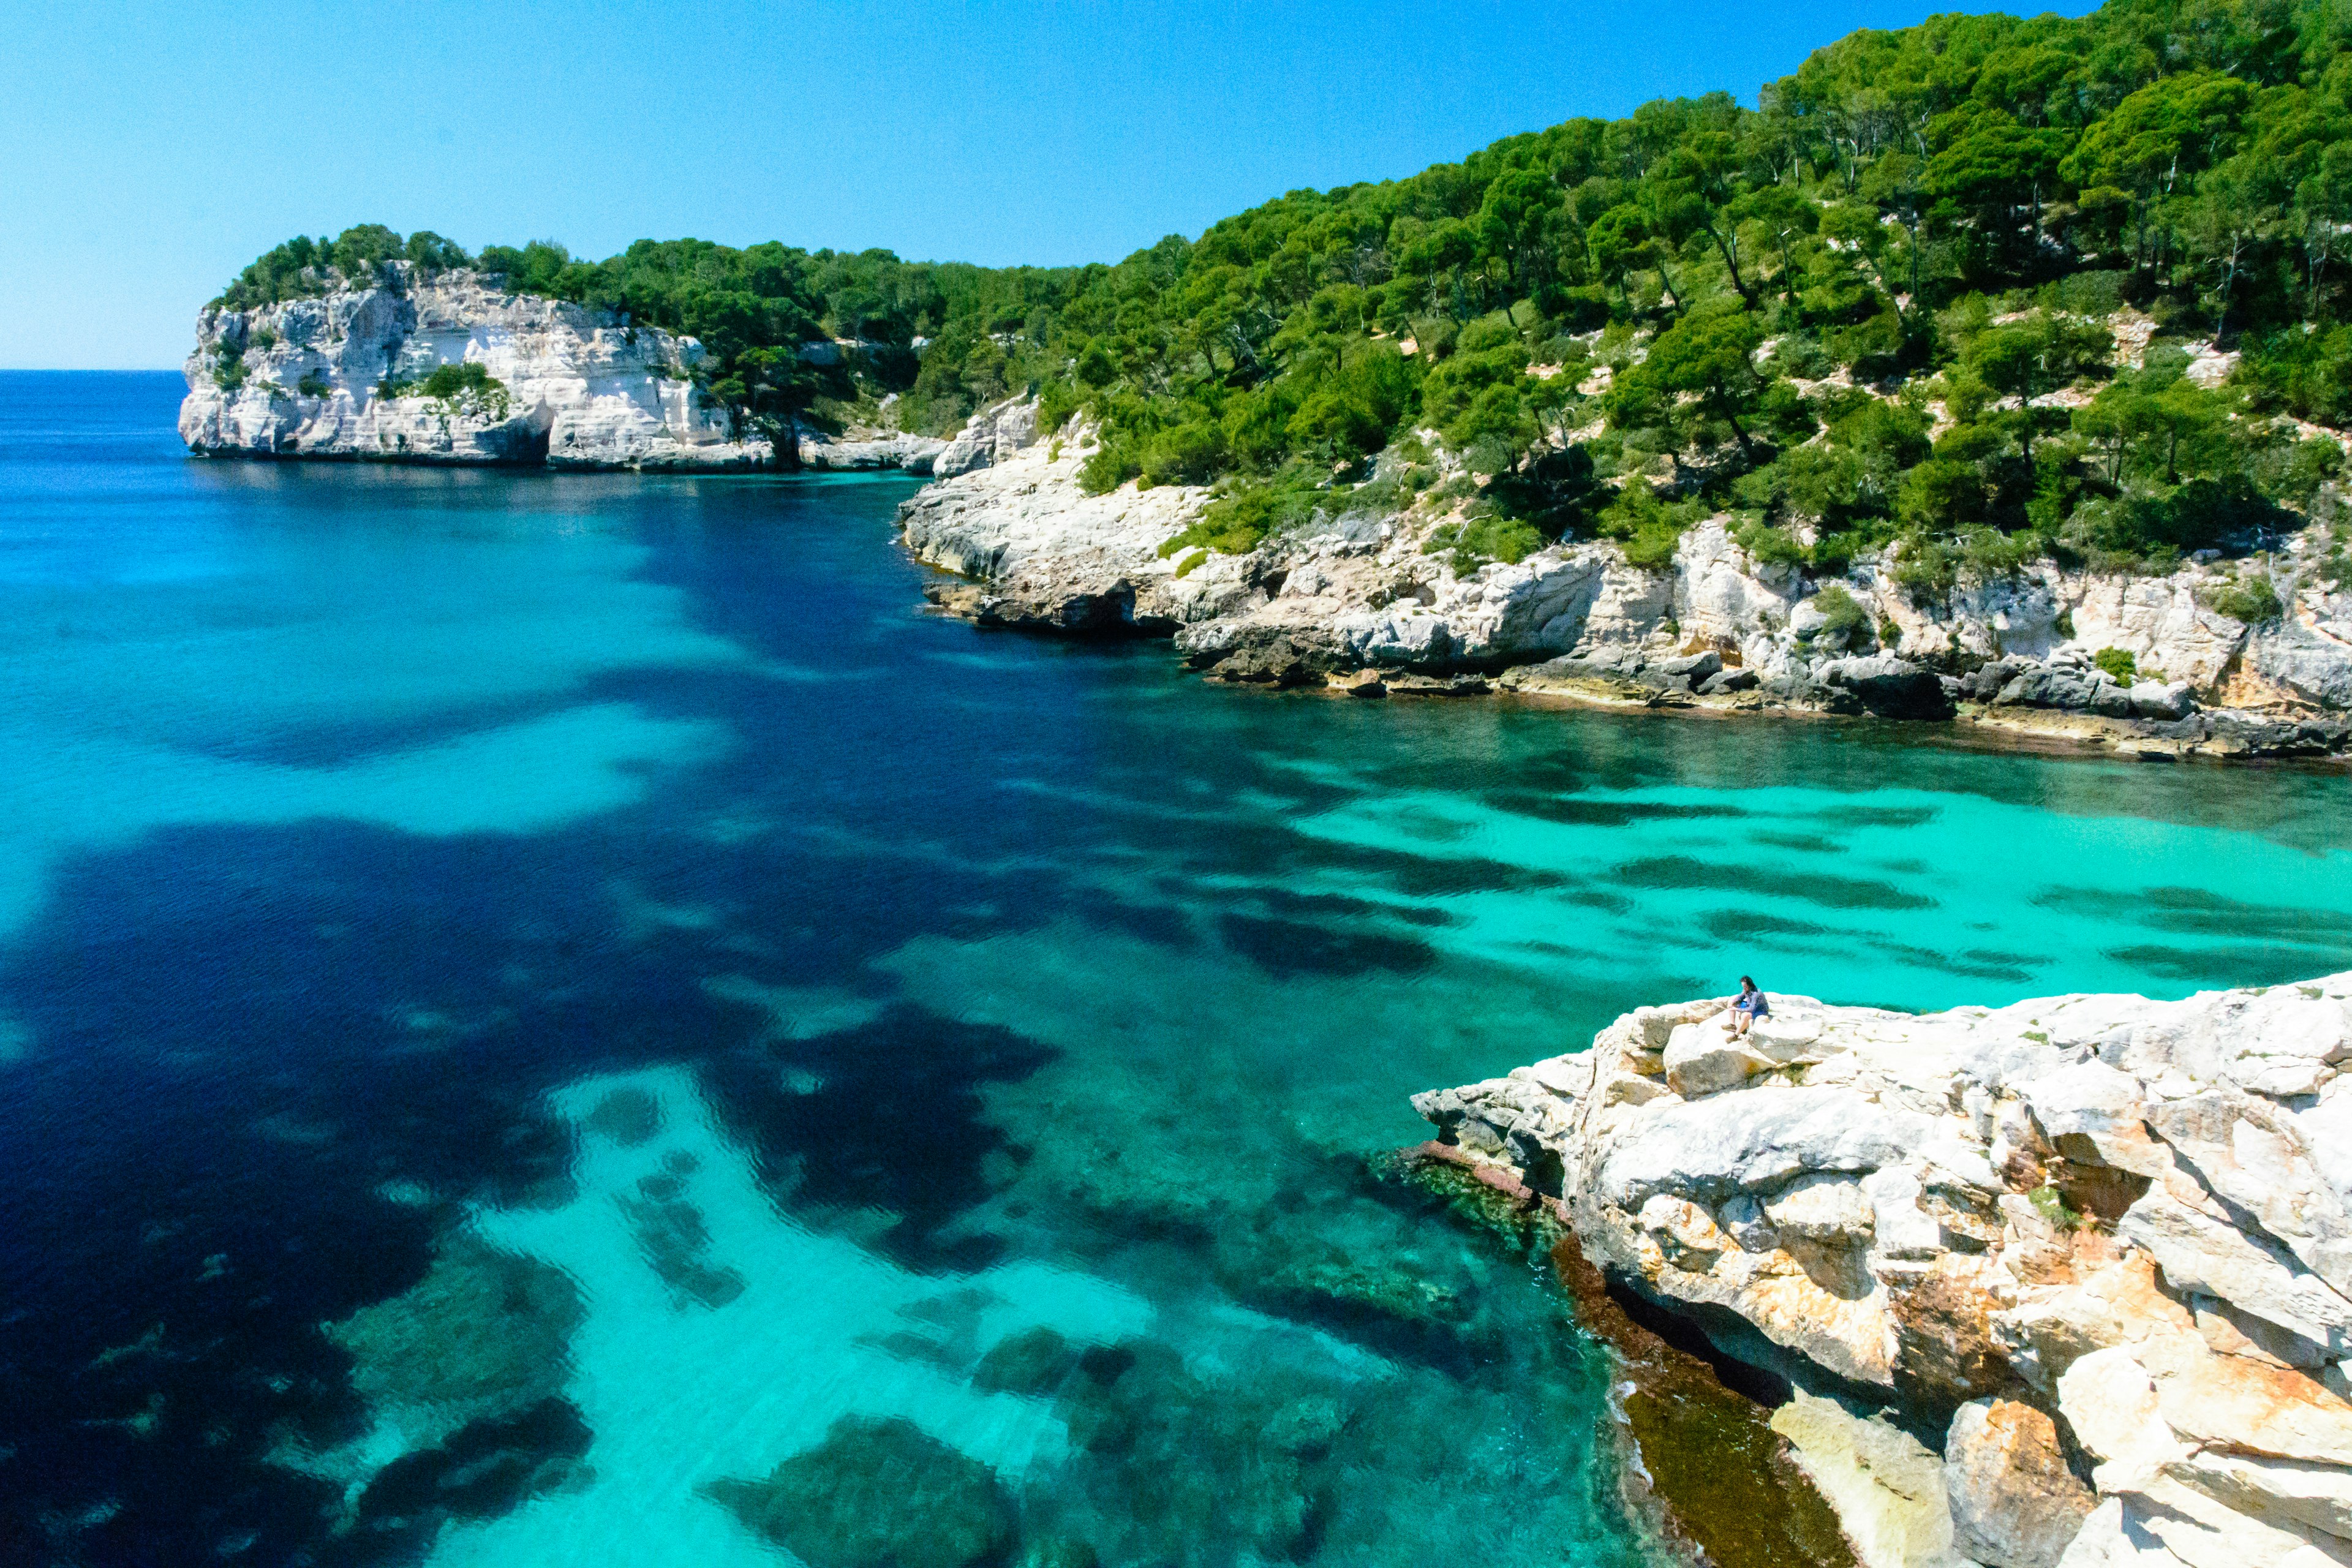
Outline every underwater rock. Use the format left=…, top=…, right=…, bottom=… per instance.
left=702, top=1414, right=1017, bottom=1568
left=1001, top=1334, right=1335, bottom=1562
left=1231, top=1252, right=1480, bottom=1370
left=616, top=1175, right=747, bottom=1309
left=323, top=1233, right=584, bottom=1441
left=969, top=1326, right=1085, bottom=1396
left=582, top=1087, right=662, bottom=1145
left=348, top=1396, right=593, bottom=1544
left=1011, top=1541, right=1100, bottom=1568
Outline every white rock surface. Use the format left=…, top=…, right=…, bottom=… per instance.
left=178, top=266, right=946, bottom=473
left=897, top=412, right=1237, bottom=635
left=1414, top=974, right=2352, bottom=1568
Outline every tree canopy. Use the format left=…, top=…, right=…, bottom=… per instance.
left=214, top=0, right=2350, bottom=578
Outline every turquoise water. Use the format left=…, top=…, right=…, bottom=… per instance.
left=6, top=372, right=2350, bottom=1567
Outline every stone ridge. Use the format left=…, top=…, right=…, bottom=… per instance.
left=898, top=413, right=2352, bottom=761
left=1412, top=974, right=2352, bottom=1567
left=176, top=265, right=946, bottom=473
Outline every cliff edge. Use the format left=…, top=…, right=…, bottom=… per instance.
left=1414, top=974, right=2352, bottom=1567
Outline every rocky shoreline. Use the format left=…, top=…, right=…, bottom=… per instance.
left=173, top=259, right=2352, bottom=761
left=899, top=400, right=2352, bottom=763
left=1411, top=974, right=2352, bottom=1568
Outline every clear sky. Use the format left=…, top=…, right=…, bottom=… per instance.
left=3, top=1, right=2101, bottom=368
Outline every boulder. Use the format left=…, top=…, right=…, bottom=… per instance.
left=1663, top=1017, right=1779, bottom=1096
left=1996, top=665, right=2105, bottom=710
left=1817, top=654, right=1956, bottom=719
left=1945, top=1398, right=2098, bottom=1568
left=1765, top=1172, right=1877, bottom=1245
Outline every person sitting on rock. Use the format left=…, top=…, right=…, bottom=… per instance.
left=1728, top=976, right=1770, bottom=1037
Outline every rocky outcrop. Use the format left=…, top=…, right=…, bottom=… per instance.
left=178, top=266, right=946, bottom=473
left=900, top=425, right=2352, bottom=759
left=899, top=405, right=1234, bottom=635
left=1413, top=974, right=2352, bottom=1567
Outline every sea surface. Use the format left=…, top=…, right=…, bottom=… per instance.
left=4, top=371, right=2350, bottom=1567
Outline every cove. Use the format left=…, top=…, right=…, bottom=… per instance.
left=3, top=371, right=2349, bottom=1567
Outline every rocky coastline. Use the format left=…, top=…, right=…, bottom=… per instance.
left=899, top=400, right=2352, bottom=762
left=174, top=265, right=2352, bottom=761
left=1409, top=974, right=2352, bottom=1568
left=176, top=266, right=946, bottom=473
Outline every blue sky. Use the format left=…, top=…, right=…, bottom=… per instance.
left=3, top=1, right=2100, bottom=368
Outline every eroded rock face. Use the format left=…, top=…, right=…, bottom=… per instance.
left=1945, top=1398, right=2097, bottom=1568
left=1414, top=973, right=2352, bottom=1568
left=178, top=266, right=946, bottom=472
left=900, top=435, right=2352, bottom=752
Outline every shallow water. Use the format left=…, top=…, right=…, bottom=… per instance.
left=4, top=372, right=2348, bottom=1567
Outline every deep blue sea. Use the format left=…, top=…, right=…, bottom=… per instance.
left=5, top=371, right=2350, bottom=1567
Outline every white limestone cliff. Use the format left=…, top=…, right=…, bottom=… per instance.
left=1413, top=974, right=2352, bottom=1567
left=178, top=266, right=944, bottom=473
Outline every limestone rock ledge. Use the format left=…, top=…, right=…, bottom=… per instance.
left=1414, top=974, right=2352, bottom=1568
left=178, top=266, right=945, bottom=473
left=899, top=424, right=2352, bottom=758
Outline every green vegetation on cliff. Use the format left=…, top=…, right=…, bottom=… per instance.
left=214, top=0, right=2349, bottom=581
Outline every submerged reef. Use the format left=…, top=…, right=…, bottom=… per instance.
left=703, top=1414, right=1019, bottom=1568
left=323, top=1234, right=583, bottom=1438
left=308, top=1235, right=594, bottom=1548
left=1415, top=971, right=2352, bottom=1567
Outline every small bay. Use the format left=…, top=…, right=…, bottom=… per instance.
left=4, top=372, right=2348, bottom=1566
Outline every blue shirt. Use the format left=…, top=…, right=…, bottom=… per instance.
left=1734, top=989, right=1769, bottom=1016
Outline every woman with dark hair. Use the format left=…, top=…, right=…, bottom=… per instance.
left=1729, top=975, right=1770, bottom=1036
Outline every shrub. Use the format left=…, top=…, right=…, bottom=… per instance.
left=2046, top=269, right=2127, bottom=318
left=1033, top=379, right=1084, bottom=442
left=1424, top=513, right=1543, bottom=572
left=382, top=361, right=511, bottom=420
left=212, top=344, right=247, bottom=391
left=1596, top=481, right=1690, bottom=571
left=1732, top=519, right=1807, bottom=568
left=2094, top=646, right=2138, bottom=684
left=2203, top=575, right=2284, bottom=625
left=296, top=370, right=332, bottom=398
left=1806, top=583, right=1871, bottom=645
left=1078, top=435, right=1142, bottom=495
left=1485, top=445, right=1604, bottom=541
left=2029, top=1183, right=2086, bottom=1231
left=1156, top=472, right=1324, bottom=560
left=1140, top=421, right=1228, bottom=487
